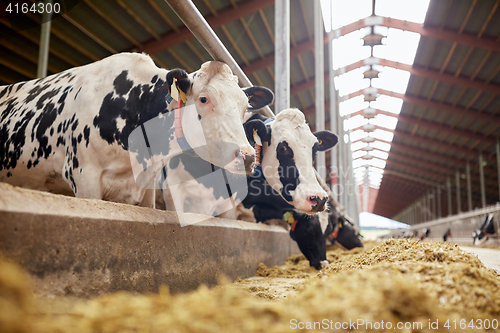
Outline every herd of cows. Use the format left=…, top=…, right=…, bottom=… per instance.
left=0, top=53, right=363, bottom=270
left=395, top=213, right=497, bottom=245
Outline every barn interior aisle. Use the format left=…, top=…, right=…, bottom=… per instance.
left=1, top=0, right=500, bottom=332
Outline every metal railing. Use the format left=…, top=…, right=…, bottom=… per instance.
left=405, top=204, right=500, bottom=242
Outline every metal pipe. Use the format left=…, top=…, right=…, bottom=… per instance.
left=37, top=0, right=53, bottom=78
left=497, top=140, right=500, bottom=202
left=466, top=162, right=472, bottom=211
left=447, top=177, right=452, bottom=216
left=164, top=0, right=274, bottom=117
left=329, top=25, right=338, bottom=199
left=315, top=0, right=326, bottom=179
left=437, top=187, right=442, bottom=218
left=479, top=153, right=486, bottom=208
left=455, top=169, right=461, bottom=213
left=275, top=0, right=290, bottom=114
left=432, top=188, right=437, bottom=219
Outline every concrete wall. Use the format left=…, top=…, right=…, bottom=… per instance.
left=0, top=183, right=300, bottom=298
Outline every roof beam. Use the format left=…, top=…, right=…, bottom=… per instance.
left=337, top=88, right=500, bottom=127
left=334, top=17, right=500, bottom=53
left=337, top=59, right=500, bottom=95
left=397, top=113, right=497, bottom=145
left=139, top=0, right=274, bottom=54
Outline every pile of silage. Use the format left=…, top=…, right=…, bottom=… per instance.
left=3, top=239, right=500, bottom=333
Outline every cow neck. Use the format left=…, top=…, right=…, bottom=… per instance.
left=252, top=116, right=274, bottom=179
left=172, top=98, right=192, bottom=152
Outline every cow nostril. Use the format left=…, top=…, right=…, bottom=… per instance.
left=309, top=196, right=327, bottom=212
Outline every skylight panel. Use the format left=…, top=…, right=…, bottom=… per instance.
left=334, top=68, right=370, bottom=96
left=371, top=149, right=389, bottom=160
left=351, top=141, right=367, bottom=151
left=372, top=129, right=394, bottom=142
left=370, top=114, right=398, bottom=130
left=349, top=129, right=368, bottom=142
left=344, top=115, right=367, bottom=131
left=321, top=0, right=372, bottom=32
left=340, top=95, right=369, bottom=116
left=371, top=67, right=411, bottom=94
left=375, top=0, right=431, bottom=24
left=332, top=29, right=371, bottom=69
left=352, top=150, right=366, bottom=159
left=371, top=141, right=391, bottom=151
left=373, top=28, right=421, bottom=65
left=370, top=95, right=403, bottom=114
left=370, top=158, right=387, bottom=169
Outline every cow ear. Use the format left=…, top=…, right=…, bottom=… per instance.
left=244, top=119, right=271, bottom=146
left=314, top=131, right=338, bottom=151
left=167, top=69, right=191, bottom=96
left=243, top=86, right=274, bottom=111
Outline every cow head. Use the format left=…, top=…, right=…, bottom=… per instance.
left=167, top=61, right=274, bottom=174
left=246, top=108, right=338, bottom=214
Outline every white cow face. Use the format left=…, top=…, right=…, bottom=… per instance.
left=168, top=61, right=274, bottom=174
left=247, top=108, right=338, bottom=214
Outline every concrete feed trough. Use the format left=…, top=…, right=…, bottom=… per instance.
left=0, top=183, right=299, bottom=297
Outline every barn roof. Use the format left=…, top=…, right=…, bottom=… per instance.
left=1, top=0, right=499, bottom=219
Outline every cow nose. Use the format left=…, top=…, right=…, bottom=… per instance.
left=308, top=195, right=327, bottom=212
left=233, top=150, right=255, bottom=173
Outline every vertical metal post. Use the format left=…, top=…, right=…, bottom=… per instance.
left=328, top=20, right=338, bottom=199
left=275, top=0, right=290, bottom=114
left=466, top=162, right=472, bottom=211
left=455, top=169, right=461, bottom=213
left=432, top=188, right=437, bottom=219
left=437, top=187, right=442, bottom=218
left=315, top=0, right=326, bottom=179
left=479, top=153, right=486, bottom=208
left=497, top=141, right=500, bottom=202
left=37, top=0, right=53, bottom=78
left=447, top=177, right=452, bottom=216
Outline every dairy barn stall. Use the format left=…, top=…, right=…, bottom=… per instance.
left=1, top=0, right=500, bottom=332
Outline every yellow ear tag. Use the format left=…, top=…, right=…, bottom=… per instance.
left=170, top=77, right=179, bottom=102
left=253, top=129, right=262, bottom=146
left=338, top=221, right=342, bottom=228
left=283, top=211, right=294, bottom=224
left=318, top=139, right=323, bottom=145
left=179, top=89, right=187, bottom=103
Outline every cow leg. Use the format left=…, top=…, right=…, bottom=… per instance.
left=140, top=189, right=156, bottom=208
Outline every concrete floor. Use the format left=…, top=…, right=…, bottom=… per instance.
left=460, top=246, right=500, bottom=273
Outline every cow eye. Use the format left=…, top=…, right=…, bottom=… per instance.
left=200, top=97, right=208, bottom=104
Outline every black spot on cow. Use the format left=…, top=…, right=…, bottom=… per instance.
left=198, top=114, right=202, bottom=121
left=151, top=75, right=158, bottom=84
left=24, top=83, right=51, bottom=104
left=74, top=87, right=82, bottom=100
left=7, top=171, right=12, bottom=177
left=276, top=141, right=299, bottom=202
left=71, top=119, right=79, bottom=131
left=0, top=108, right=35, bottom=171
left=93, top=74, right=172, bottom=154
left=57, top=123, right=62, bottom=133
left=15, top=82, right=26, bottom=92
left=27, top=160, right=32, bottom=169
left=114, top=71, right=134, bottom=96
left=72, top=156, right=79, bottom=169
left=0, top=87, right=7, bottom=100
left=36, top=87, right=60, bottom=110
left=77, top=133, right=82, bottom=143
left=83, top=125, right=90, bottom=147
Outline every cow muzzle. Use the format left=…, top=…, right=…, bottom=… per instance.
left=226, top=150, right=255, bottom=174
left=307, top=195, right=328, bottom=213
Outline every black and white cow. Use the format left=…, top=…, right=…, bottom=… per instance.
left=244, top=109, right=338, bottom=214
left=0, top=53, right=273, bottom=207
left=472, top=214, right=496, bottom=245
left=443, top=228, right=451, bottom=242
left=157, top=108, right=338, bottom=218
left=244, top=176, right=362, bottom=269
